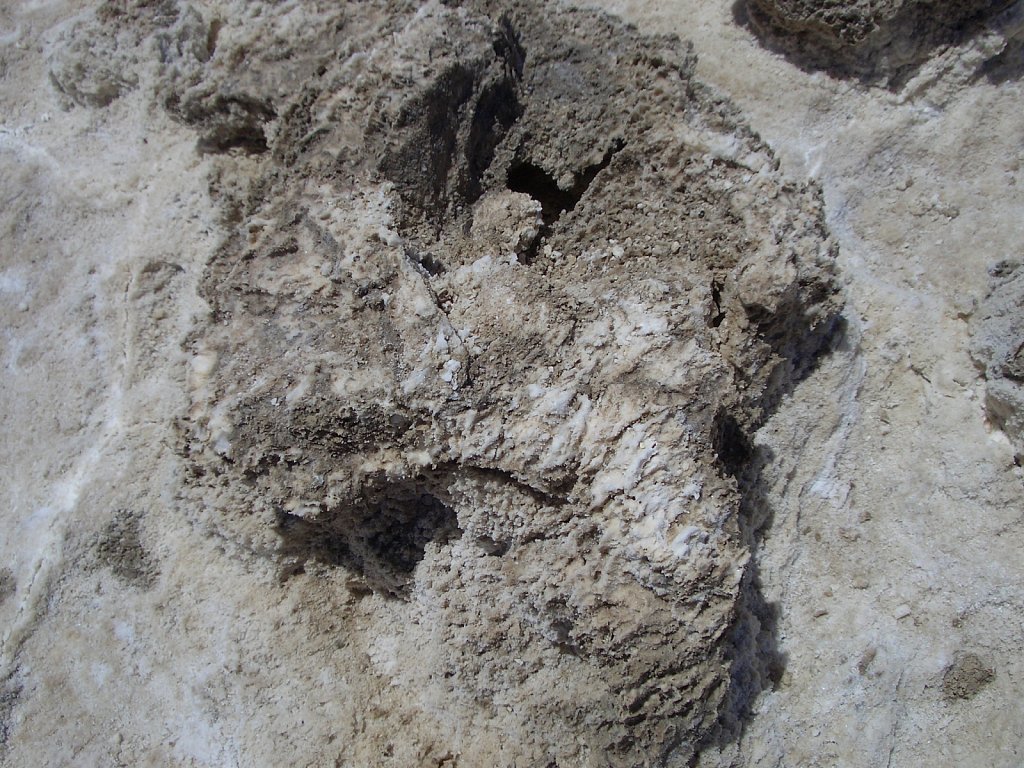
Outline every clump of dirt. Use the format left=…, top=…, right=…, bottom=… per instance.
left=57, top=0, right=839, bottom=763
left=942, top=652, right=995, bottom=700
left=94, top=509, right=158, bottom=589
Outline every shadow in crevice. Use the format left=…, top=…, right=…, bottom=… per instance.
left=700, top=443, right=786, bottom=757
left=699, top=312, right=848, bottom=759
left=755, top=313, right=849, bottom=424
left=712, top=410, right=754, bottom=479
left=732, top=0, right=1021, bottom=89
left=978, top=35, right=1024, bottom=83
left=507, top=138, right=625, bottom=228
left=275, top=477, right=463, bottom=599
left=166, top=93, right=276, bottom=155
left=272, top=463, right=566, bottom=598
left=380, top=19, right=526, bottom=235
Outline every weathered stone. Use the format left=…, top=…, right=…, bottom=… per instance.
left=161, top=1, right=839, bottom=763
left=740, top=0, right=1015, bottom=83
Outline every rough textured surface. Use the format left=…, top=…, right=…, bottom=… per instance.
left=972, top=261, right=1024, bottom=463
left=1, top=0, right=1023, bottom=765
left=165, top=0, right=837, bottom=762
left=5, top=0, right=842, bottom=765
left=739, top=0, right=1022, bottom=83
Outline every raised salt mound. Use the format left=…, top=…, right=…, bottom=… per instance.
left=61, top=0, right=840, bottom=763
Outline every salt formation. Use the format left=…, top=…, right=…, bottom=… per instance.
left=740, top=0, right=1018, bottom=82
left=52, top=0, right=838, bottom=763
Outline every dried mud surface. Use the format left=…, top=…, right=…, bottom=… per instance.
left=0, top=0, right=1022, bottom=766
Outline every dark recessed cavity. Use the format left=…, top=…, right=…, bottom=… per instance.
left=507, top=139, right=624, bottom=227
left=277, top=479, right=462, bottom=598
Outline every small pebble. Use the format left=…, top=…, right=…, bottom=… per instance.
left=893, top=604, right=912, bottom=620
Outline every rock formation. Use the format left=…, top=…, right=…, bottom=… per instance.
left=43, top=0, right=840, bottom=762
left=8, top=0, right=1019, bottom=765
left=740, top=0, right=1020, bottom=83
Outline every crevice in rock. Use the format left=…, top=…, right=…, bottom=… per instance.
left=460, top=77, right=524, bottom=207
left=276, top=477, right=462, bottom=599
left=708, top=279, right=726, bottom=328
left=380, top=63, right=479, bottom=224
left=166, top=92, right=276, bottom=154
left=493, top=15, right=527, bottom=80
left=465, top=464, right=572, bottom=507
left=507, top=138, right=625, bottom=228
left=405, top=245, right=446, bottom=277
left=273, top=461, right=569, bottom=591
left=381, top=20, right=526, bottom=233
left=712, top=410, right=753, bottom=478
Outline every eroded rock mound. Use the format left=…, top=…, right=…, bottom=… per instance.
left=60, top=0, right=839, bottom=763
left=740, top=0, right=1016, bottom=83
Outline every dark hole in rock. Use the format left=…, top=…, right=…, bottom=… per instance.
left=507, top=138, right=624, bottom=227
left=197, top=123, right=269, bottom=154
left=712, top=410, right=753, bottom=477
left=506, top=161, right=569, bottom=226
left=277, top=480, right=462, bottom=598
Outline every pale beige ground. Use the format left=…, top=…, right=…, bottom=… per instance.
left=1, top=0, right=1022, bottom=766
left=579, top=1, right=1024, bottom=764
